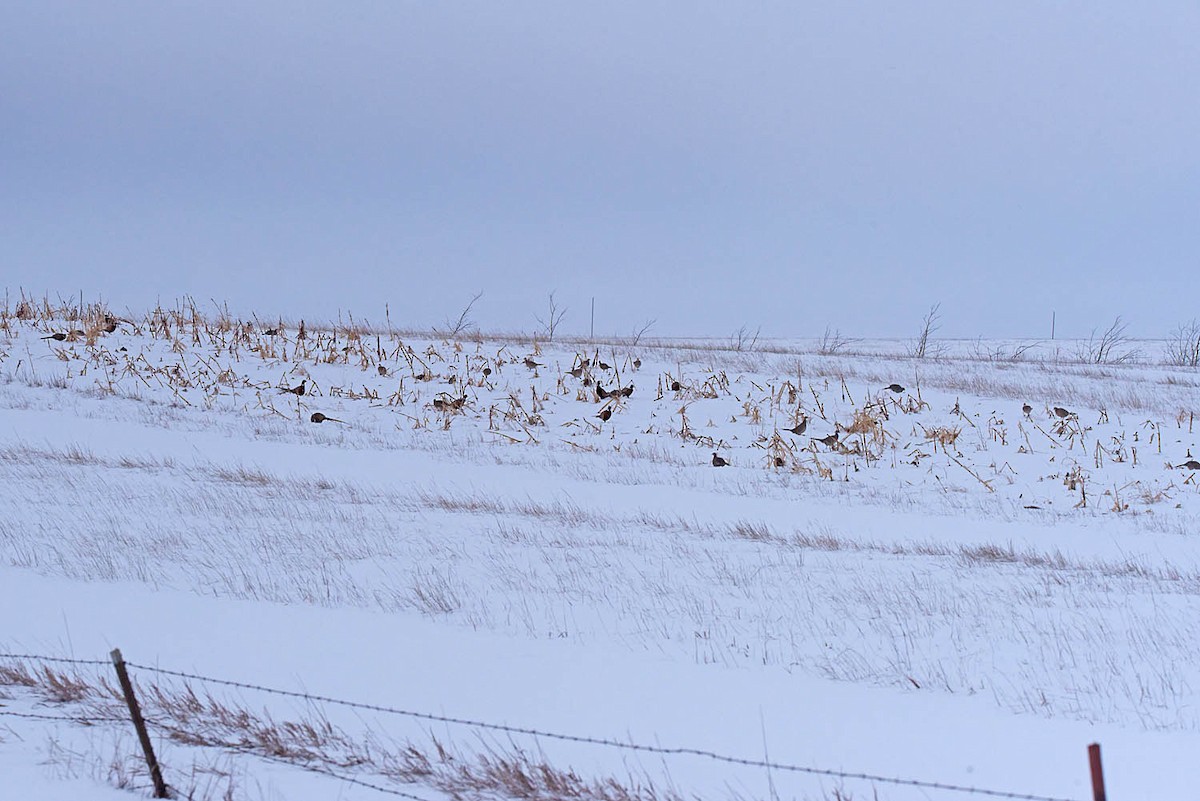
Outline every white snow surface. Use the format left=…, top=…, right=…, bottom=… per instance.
left=2, top=308, right=1199, bottom=800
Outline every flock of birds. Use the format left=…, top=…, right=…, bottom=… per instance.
left=705, top=383, right=1200, bottom=476
left=275, top=379, right=345, bottom=424
left=32, top=320, right=1200, bottom=477
left=212, top=341, right=1200, bottom=475
left=707, top=383, right=910, bottom=467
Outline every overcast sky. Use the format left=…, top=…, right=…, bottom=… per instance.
left=3, top=3, right=1198, bottom=339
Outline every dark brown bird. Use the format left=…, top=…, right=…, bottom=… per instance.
left=711, top=452, right=728, bottom=467
left=482, top=367, right=492, bottom=377
left=103, top=320, right=119, bottom=333
left=597, top=408, right=612, bottom=421
left=264, top=328, right=280, bottom=336
left=784, top=417, right=808, bottom=436
left=310, top=412, right=344, bottom=424
left=1022, top=403, right=1033, bottom=416
left=1175, top=460, right=1200, bottom=470
left=885, top=383, right=905, bottom=394
left=433, top=394, right=466, bottom=411
left=633, top=358, right=642, bottom=370
left=568, top=365, right=584, bottom=379
left=41, top=332, right=67, bottom=341
left=524, top=358, right=542, bottom=369
left=596, top=385, right=611, bottom=399
left=378, top=365, right=388, bottom=376
left=774, top=456, right=785, bottom=467
left=598, top=361, right=612, bottom=370
left=1053, top=406, right=1073, bottom=419
left=670, top=380, right=682, bottom=392
left=813, top=433, right=839, bottom=449
left=280, top=380, right=307, bottom=396
left=620, top=385, right=634, bottom=398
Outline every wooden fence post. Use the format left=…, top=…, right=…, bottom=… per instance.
left=1087, top=742, right=1106, bottom=801
left=111, top=648, right=169, bottom=798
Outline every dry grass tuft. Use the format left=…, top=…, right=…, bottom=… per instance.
left=211, top=466, right=276, bottom=487
left=920, top=424, right=962, bottom=453
left=730, top=521, right=777, bottom=542
left=958, top=543, right=1018, bottom=564
left=0, top=662, right=39, bottom=688
left=40, top=666, right=94, bottom=703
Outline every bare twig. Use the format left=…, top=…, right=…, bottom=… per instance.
left=440, top=291, right=483, bottom=339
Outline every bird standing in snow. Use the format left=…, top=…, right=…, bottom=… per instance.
left=813, top=432, right=839, bottom=449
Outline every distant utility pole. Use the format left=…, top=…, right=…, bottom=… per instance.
left=590, top=297, right=595, bottom=340
left=1051, top=311, right=1056, bottom=340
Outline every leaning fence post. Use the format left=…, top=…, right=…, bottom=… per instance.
left=111, top=648, right=169, bottom=798
left=1087, top=742, right=1106, bottom=801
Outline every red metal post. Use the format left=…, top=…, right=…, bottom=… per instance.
left=1087, top=742, right=1106, bottom=801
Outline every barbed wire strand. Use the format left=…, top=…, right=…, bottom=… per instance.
left=0, top=652, right=111, bottom=668
left=124, top=661, right=1076, bottom=801
left=0, top=709, right=118, bottom=724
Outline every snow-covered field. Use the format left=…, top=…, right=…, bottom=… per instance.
left=3, top=298, right=1199, bottom=800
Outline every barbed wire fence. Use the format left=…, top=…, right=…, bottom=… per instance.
left=0, top=650, right=1102, bottom=801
